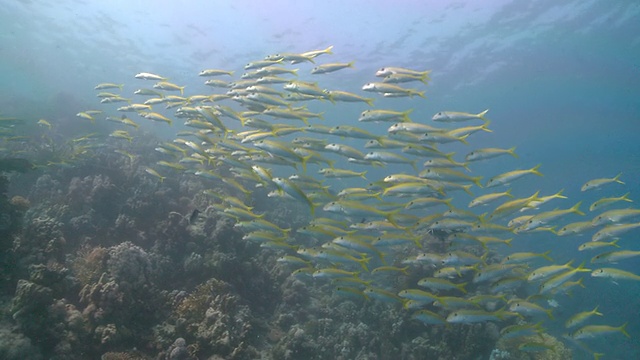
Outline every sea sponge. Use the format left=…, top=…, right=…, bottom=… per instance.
left=9, top=195, right=30, bottom=211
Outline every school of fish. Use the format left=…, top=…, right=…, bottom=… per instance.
left=13, top=45, right=639, bottom=359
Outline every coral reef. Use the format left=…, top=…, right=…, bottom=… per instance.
left=268, top=292, right=499, bottom=360
left=0, top=133, right=524, bottom=359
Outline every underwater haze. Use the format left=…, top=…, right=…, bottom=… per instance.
left=0, top=0, right=639, bottom=359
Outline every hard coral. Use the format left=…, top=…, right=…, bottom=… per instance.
left=172, top=278, right=254, bottom=359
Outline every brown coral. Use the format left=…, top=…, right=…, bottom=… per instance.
left=72, top=245, right=108, bottom=287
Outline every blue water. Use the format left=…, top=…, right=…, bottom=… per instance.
left=1, top=1, right=639, bottom=359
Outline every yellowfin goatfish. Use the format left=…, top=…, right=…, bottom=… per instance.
left=517, top=202, right=585, bottom=232
left=364, top=151, right=417, bottom=169
left=375, top=67, right=431, bottom=78
left=509, top=300, right=554, bottom=319
left=144, top=167, right=165, bottom=182
left=198, top=69, right=234, bottom=77
left=325, top=90, right=374, bottom=106
left=388, top=122, right=442, bottom=134
left=591, top=268, right=640, bottom=281
left=109, top=130, right=133, bottom=142
left=590, top=192, right=633, bottom=212
left=76, top=112, right=95, bottom=122
left=446, top=309, right=507, bottom=324
left=255, top=66, right=298, bottom=76
left=134, top=88, right=164, bottom=97
left=538, top=262, right=591, bottom=294
left=465, top=147, right=517, bottom=162
left=118, top=104, right=150, bottom=112
left=330, top=125, right=380, bottom=140
left=528, top=260, right=575, bottom=282
left=244, top=59, right=284, bottom=70
left=500, top=322, right=544, bottom=340
left=283, top=82, right=326, bottom=97
left=359, top=109, right=413, bottom=123
left=565, top=306, right=603, bottom=328
left=153, top=81, right=185, bottom=95
left=581, top=172, right=624, bottom=191
left=502, top=251, right=553, bottom=264
left=517, top=342, right=556, bottom=353
left=419, top=130, right=469, bottom=144
left=469, top=190, right=513, bottom=208
left=323, top=200, right=398, bottom=224
left=361, top=82, right=425, bottom=98
left=417, top=277, right=467, bottom=293
left=591, top=208, right=640, bottom=226
left=114, top=149, right=136, bottom=162
left=591, top=250, right=640, bottom=264
left=423, top=158, right=469, bottom=171
left=143, top=112, right=173, bottom=125
left=94, top=83, right=124, bottom=90
left=383, top=72, right=429, bottom=84
left=318, top=168, right=366, bottom=179
left=591, top=222, right=640, bottom=242
left=135, top=72, right=167, bottom=81
left=432, top=109, right=489, bottom=122
left=363, top=287, right=402, bottom=304
left=272, top=177, right=316, bottom=215
left=324, top=143, right=365, bottom=159
left=571, top=323, right=630, bottom=340
left=311, top=62, right=354, bottom=74
left=486, top=164, right=543, bottom=188
left=265, top=52, right=315, bottom=64
left=556, top=221, right=593, bottom=236
left=578, top=240, right=620, bottom=252
left=410, top=310, right=447, bottom=325
left=300, top=45, right=334, bottom=59
left=37, top=119, right=52, bottom=129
